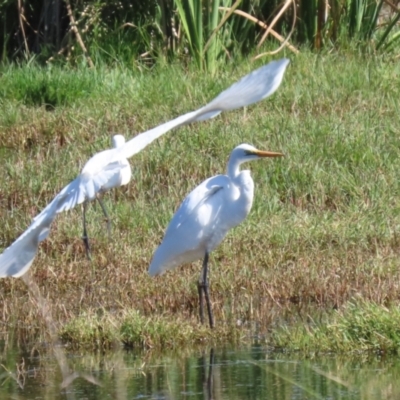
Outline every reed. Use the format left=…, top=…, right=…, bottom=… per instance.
left=1, top=1, right=399, bottom=65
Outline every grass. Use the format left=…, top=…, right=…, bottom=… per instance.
left=59, top=309, right=241, bottom=350
left=1, top=49, right=400, bottom=351
left=271, top=300, right=400, bottom=354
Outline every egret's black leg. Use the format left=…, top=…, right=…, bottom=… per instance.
left=97, top=196, right=111, bottom=238
left=198, top=252, right=214, bottom=328
left=82, top=202, right=91, bottom=260
left=202, top=253, right=214, bottom=328
left=198, top=266, right=205, bottom=325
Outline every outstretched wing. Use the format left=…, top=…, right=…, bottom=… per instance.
left=195, top=58, right=290, bottom=120
left=0, top=193, right=67, bottom=278
left=120, top=58, right=290, bottom=159
left=0, top=154, right=128, bottom=278
left=148, top=175, right=229, bottom=276
left=119, top=110, right=198, bottom=159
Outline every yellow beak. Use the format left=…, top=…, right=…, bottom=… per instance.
left=252, top=149, right=284, bottom=158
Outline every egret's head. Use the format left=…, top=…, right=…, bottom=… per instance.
left=111, top=134, right=126, bottom=149
left=230, top=143, right=284, bottom=163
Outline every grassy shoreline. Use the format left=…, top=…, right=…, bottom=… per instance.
left=1, top=50, right=400, bottom=352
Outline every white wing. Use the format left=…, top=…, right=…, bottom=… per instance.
left=120, top=58, right=290, bottom=159
left=0, top=193, right=67, bottom=278
left=119, top=110, right=198, bottom=159
left=148, top=175, right=229, bottom=276
left=195, top=58, right=290, bottom=120
left=0, top=152, right=130, bottom=277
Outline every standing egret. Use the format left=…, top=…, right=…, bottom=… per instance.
left=148, top=144, right=284, bottom=328
left=0, top=58, right=289, bottom=277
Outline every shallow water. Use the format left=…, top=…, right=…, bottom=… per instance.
left=1, top=344, right=400, bottom=399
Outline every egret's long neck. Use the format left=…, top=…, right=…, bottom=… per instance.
left=112, top=136, right=126, bottom=149
left=227, top=156, right=243, bottom=179
left=226, top=155, right=254, bottom=224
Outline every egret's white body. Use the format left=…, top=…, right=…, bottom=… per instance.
left=148, top=173, right=249, bottom=275
left=54, top=134, right=131, bottom=214
left=91, top=134, right=131, bottom=192
left=148, top=144, right=284, bottom=327
left=0, top=58, right=289, bottom=277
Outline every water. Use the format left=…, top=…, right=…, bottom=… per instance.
left=1, top=344, right=399, bottom=399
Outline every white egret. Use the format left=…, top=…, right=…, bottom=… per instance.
left=148, top=144, right=284, bottom=328
left=0, top=58, right=289, bottom=277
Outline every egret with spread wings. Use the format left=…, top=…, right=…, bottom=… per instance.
left=148, top=144, right=284, bottom=328
left=0, top=58, right=289, bottom=277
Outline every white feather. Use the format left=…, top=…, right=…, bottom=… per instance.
left=0, top=193, right=68, bottom=278
left=148, top=144, right=284, bottom=276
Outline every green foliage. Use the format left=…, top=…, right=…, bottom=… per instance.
left=0, top=64, right=97, bottom=107
left=377, top=10, right=400, bottom=50
left=347, top=0, right=383, bottom=40
left=173, top=0, right=237, bottom=71
left=60, top=310, right=240, bottom=349
left=293, top=0, right=400, bottom=50
left=1, top=1, right=399, bottom=65
left=272, top=301, right=400, bottom=353
left=60, top=313, right=119, bottom=349
left=296, top=0, right=322, bottom=45
left=120, top=311, right=239, bottom=349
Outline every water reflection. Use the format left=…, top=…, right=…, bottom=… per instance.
left=202, top=348, right=214, bottom=399
left=0, top=271, right=100, bottom=400
left=2, top=343, right=400, bottom=399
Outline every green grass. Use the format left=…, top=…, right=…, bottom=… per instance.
left=59, top=310, right=241, bottom=350
left=0, top=49, right=400, bottom=350
left=271, top=300, right=400, bottom=354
